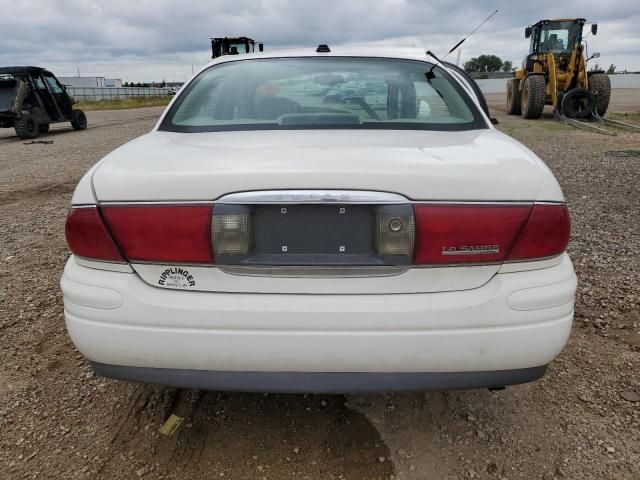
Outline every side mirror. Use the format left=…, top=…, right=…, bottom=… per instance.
left=258, top=43, right=264, bottom=52
left=591, top=23, right=598, bottom=35
left=592, top=52, right=600, bottom=59
left=525, top=27, right=532, bottom=38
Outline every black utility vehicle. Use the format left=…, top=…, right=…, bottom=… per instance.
left=0, top=66, right=87, bottom=139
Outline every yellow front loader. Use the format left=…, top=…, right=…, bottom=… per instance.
left=506, top=18, right=610, bottom=120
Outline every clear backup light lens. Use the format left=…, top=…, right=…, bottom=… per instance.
left=375, top=213, right=415, bottom=256
left=212, top=212, right=253, bottom=256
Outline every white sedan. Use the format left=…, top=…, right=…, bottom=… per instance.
left=61, top=47, right=576, bottom=393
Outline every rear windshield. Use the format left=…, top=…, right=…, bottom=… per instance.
left=160, top=57, right=487, bottom=132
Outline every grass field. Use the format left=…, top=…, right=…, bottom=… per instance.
left=75, top=96, right=171, bottom=111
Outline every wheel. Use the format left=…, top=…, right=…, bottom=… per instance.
left=506, top=79, right=522, bottom=115
left=588, top=73, right=611, bottom=117
left=39, top=124, right=50, bottom=133
left=71, top=109, right=87, bottom=130
left=561, top=88, right=595, bottom=119
left=521, top=75, right=546, bottom=119
left=14, top=112, right=40, bottom=139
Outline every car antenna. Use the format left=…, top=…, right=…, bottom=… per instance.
left=426, top=9, right=498, bottom=79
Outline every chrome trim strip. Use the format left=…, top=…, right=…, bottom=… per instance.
left=97, top=199, right=562, bottom=206
left=129, top=262, right=407, bottom=276
left=128, top=253, right=565, bottom=271
left=98, top=200, right=215, bottom=206
left=410, top=200, right=535, bottom=206
left=441, top=246, right=500, bottom=256
left=95, top=190, right=564, bottom=207
left=74, top=255, right=128, bottom=266
left=218, top=265, right=409, bottom=278
left=216, top=190, right=410, bottom=204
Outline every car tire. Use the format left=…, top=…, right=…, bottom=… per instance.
left=588, top=73, right=611, bottom=117
left=506, top=79, right=522, bottom=115
left=39, top=124, right=50, bottom=133
left=14, top=112, right=40, bottom=139
left=71, top=109, right=87, bottom=130
left=521, top=75, right=546, bottom=119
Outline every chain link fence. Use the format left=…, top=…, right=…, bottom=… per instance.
left=67, top=87, right=171, bottom=101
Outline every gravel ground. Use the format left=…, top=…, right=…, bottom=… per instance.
left=0, top=92, right=639, bottom=480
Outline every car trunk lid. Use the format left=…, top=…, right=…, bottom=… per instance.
left=92, top=129, right=543, bottom=202
left=91, top=128, right=545, bottom=294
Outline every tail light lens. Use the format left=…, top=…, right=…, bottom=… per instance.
left=508, top=204, right=570, bottom=260
left=413, top=203, right=570, bottom=265
left=413, top=204, right=531, bottom=264
left=65, top=207, right=124, bottom=262
left=65, top=201, right=569, bottom=267
left=101, top=205, right=214, bottom=263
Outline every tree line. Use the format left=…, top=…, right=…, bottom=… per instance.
left=465, top=55, right=624, bottom=75
left=463, top=55, right=514, bottom=73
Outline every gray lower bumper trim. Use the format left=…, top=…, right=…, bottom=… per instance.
left=91, top=363, right=548, bottom=393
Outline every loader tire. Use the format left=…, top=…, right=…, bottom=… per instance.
left=521, top=75, right=546, bottom=119
left=14, top=112, right=40, bottom=139
left=506, top=79, right=522, bottom=115
left=39, top=124, right=50, bottom=133
left=588, top=73, right=611, bottom=117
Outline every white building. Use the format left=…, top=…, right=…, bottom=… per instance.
left=104, top=78, right=123, bottom=88
left=58, top=76, right=123, bottom=88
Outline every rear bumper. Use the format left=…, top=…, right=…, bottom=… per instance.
left=61, top=254, right=577, bottom=391
left=91, top=363, right=548, bottom=393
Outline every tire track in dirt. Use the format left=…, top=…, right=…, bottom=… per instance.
left=0, top=181, right=76, bottom=206
left=97, top=390, right=395, bottom=480
left=0, top=114, right=160, bottom=145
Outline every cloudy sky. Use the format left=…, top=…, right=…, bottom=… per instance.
left=1, top=0, right=638, bottom=82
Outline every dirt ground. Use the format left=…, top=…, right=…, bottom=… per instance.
left=0, top=90, right=639, bottom=480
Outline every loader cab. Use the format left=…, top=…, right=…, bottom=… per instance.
left=525, top=19, right=590, bottom=56
left=523, top=19, right=593, bottom=72
left=211, top=37, right=264, bottom=59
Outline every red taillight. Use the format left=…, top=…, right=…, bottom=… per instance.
left=413, top=204, right=532, bottom=264
left=508, top=204, right=570, bottom=260
left=413, top=203, right=570, bottom=265
left=101, top=205, right=214, bottom=263
left=65, top=207, right=124, bottom=262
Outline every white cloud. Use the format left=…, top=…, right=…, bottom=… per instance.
left=1, top=0, right=638, bottom=81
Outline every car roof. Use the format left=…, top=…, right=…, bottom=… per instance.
left=204, top=46, right=433, bottom=69
left=0, top=66, right=47, bottom=75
